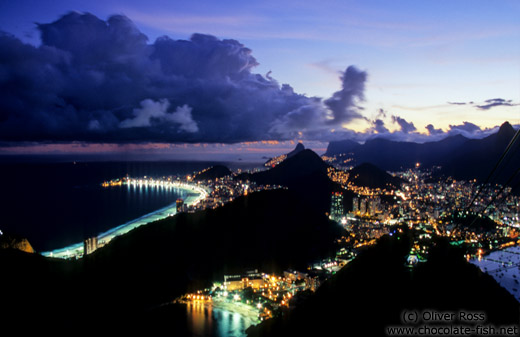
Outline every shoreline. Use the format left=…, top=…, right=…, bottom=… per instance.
left=41, top=181, right=208, bottom=259
left=179, top=298, right=261, bottom=323
left=176, top=299, right=261, bottom=336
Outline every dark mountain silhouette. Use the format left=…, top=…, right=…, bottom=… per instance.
left=341, top=134, right=469, bottom=171
left=264, top=142, right=305, bottom=166
left=325, top=139, right=360, bottom=157
left=287, top=142, right=305, bottom=158
left=0, top=189, right=344, bottom=335
left=349, top=163, right=403, bottom=189
left=324, top=122, right=519, bottom=186
left=192, top=164, right=231, bottom=181
left=253, top=149, right=329, bottom=185
left=440, top=122, right=520, bottom=184
left=240, top=149, right=348, bottom=214
left=445, top=213, right=498, bottom=233
left=247, top=229, right=520, bottom=337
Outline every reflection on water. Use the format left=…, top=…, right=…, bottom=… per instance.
left=186, top=302, right=255, bottom=337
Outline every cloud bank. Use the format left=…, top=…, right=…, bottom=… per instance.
left=322, top=116, right=504, bottom=144
left=0, top=12, right=367, bottom=144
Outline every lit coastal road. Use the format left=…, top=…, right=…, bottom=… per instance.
left=42, top=181, right=209, bottom=259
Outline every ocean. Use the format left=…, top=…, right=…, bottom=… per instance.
left=0, top=158, right=262, bottom=336
left=0, top=159, right=244, bottom=252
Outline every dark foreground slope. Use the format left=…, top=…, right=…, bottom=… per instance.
left=248, top=230, right=520, bottom=337
left=1, top=189, right=344, bottom=335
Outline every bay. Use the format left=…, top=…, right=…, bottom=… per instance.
left=0, top=157, right=262, bottom=337
left=0, top=160, right=221, bottom=251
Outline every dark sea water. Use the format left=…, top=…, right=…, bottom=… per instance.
left=0, top=160, right=228, bottom=251
left=151, top=303, right=256, bottom=337
left=0, top=158, right=260, bottom=336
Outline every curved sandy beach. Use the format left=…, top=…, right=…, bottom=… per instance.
left=42, top=182, right=208, bottom=259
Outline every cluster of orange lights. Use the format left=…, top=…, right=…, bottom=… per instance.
left=186, top=294, right=212, bottom=301
left=354, top=239, right=377, bottom=248
left=101, top=180, right=123, bottom=187
left=264, top=154, right=287, bottom=168
left=281, top=292, right=292, bottom=307
left=259, top=307, right=273, bottom=320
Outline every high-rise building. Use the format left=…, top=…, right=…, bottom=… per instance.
left=176, top=198, right=185, bottom=213
left=375, top=196, right=381, bottom=213
left=84, top=237, right=98, bottom=255
left=368, top=197, right=381, bottom=216
left=352, top=197, right=359, bottom=214
left=330, top=192, right=344, bottom=222
left=368, top=199, right=376, bottom=216
left=360, top=198, right=367, bottom=215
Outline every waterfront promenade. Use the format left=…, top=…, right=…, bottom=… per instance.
left=42, top=181, right=208, bottom=259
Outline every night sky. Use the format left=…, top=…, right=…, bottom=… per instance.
left=0, top=0, right=518, bottom=160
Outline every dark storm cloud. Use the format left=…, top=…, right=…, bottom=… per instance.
left=448, top=121, right=481, bottom=135
left=391, top=115, right=416, bottom=133
left=372, top=119, right=389, bottom=133
left=324, top=66, right=367, bottom=124
left=0, top=12, right=367, bottom=144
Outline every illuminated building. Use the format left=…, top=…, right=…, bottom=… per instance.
left=330, top=192, right=344, bottom=222
left=352, top=197, right=359, bottom=213
left=368, top=199, right=376, bottom=216
left=283, top=270, right=308, bottom=282
left=245, top=276, right=265, bottom=289
left=224, top=276, right=244, bottom=291
left=360, top=199, right=366, bottom=215
left=176, top=198, right=185, bottom=213
left=84, top=237, right=98, bottom=255
left=367, top=197, right=381, bottom=216
left=224, top=270, right=264, bottom=290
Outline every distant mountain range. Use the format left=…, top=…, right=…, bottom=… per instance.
left=325, top=122, right=519, bottom=185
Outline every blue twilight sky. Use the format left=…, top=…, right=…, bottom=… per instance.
left=0, top=0, right=519, bottom=158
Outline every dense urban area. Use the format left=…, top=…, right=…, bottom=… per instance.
left=164, top=157, right=520, bottom=323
